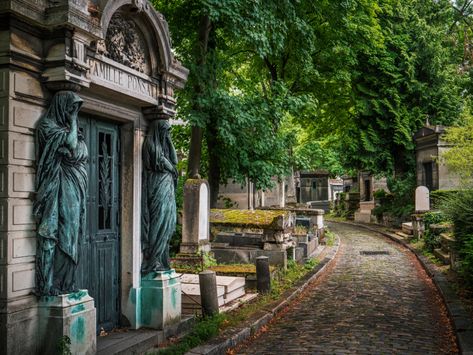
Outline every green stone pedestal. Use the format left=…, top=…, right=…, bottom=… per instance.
left=140, top=269, right=181, bottom=329
left=37, top=290, right=96, bottom=355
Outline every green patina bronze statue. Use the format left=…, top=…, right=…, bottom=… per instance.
left=141, top=119, right=178, bottom=275
left=34, top=91, right=88, bottom=296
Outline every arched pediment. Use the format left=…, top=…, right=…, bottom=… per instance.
left=99, top=0, right=173, bottom=75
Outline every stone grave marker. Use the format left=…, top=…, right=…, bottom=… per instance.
left=180, top=179, right=211, bottom=254
left=415, top=186, right=430, bottom=212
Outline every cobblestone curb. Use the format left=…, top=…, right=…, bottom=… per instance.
left=185, top=236, right=341, bottom=355
left=335, top=220, right=473, bottom=355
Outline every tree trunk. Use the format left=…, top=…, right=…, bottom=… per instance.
left=206, top=124, right=221, bottom=208
left=186, top=15, right=212, bottom=178
left=188, top=126, right=202, bottom=178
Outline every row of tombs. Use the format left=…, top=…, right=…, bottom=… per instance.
left=175, top=180, right=326, bottom=315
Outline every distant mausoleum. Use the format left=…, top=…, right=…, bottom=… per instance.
left=414, top=125, right=461, bottom=191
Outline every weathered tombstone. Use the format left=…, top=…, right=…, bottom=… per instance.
left=415, top=186, right=430, bottom=212
left=180, top=179, right=211, bottom=254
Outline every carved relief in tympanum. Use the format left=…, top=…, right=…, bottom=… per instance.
left=104, top=13, right=150, bottom=74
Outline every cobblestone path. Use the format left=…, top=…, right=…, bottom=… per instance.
left=235, top=222, right=458, bottom=355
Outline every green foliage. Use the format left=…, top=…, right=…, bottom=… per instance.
left=202, top=252, right=218, bottom=268
left=153, top=0, right=470, bottom=203
left=430, top=189, right=461, bottom=209
left=57, top=335, right=72, bottom=355
left=440, top=190, right=473, bottom=284
left=324, top=230, right=336, bottom=247
left=423, top=211, right=449, bottom=227
left=441, top=110, right=473, bottom=184
left=304, top=257, right=319, bottom=270
left=373, top=173, right=416, bottom=223
left=171, top=124, right=191, bottom=173
left=422, top=211, right=450, bottom=251
left=315, top=0, right=465, bottom=176
left=155, top=314, right=226, bottom=355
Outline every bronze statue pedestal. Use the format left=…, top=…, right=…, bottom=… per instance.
left=140, top=270, right=181, bottom=330
left=37, top=290, right=96, bottom=355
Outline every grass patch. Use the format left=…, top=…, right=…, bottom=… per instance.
left=325, top=229, right=336, bottom=246
left=153, top=314, right=226, bottom=355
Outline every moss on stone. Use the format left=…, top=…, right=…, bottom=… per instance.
left=210, top=209, right=289, bottom=229
left=209, top=264, right=275, bottom=276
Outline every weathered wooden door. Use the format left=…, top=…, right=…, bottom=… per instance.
left=77, top=115, right=121, bottom=332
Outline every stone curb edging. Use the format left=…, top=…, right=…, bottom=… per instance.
left=184, top=236, right=341, bottom=355
left=334, top=220, right=473, bottom=355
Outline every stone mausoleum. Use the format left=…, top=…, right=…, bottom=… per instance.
left=414, top=125, right=461, bottom=191
left=0, top=0, right=188, bottom=353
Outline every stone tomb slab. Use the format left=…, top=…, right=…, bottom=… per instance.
left=181, top=274, right=245, bottom=294
left=181, top=283, right=225, bottom=307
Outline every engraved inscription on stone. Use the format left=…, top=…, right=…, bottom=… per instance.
left=105, top=13, right=150, bottom=74
left=89, top=58, right=159, bottom=101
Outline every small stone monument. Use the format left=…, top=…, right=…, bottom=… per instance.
left=415, top=186, right=430, bottom=212
left=180, top=179, right=211, bottom=254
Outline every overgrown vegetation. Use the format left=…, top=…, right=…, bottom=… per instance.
left=422, top=211, right=450, bottom=252
left=371, top=173, right=416, bottom=224
left=440, top=190, right=473, bottom=285
left=154, top=314, right=226, bottom=355
left=57, top=335, right=71, bottom=355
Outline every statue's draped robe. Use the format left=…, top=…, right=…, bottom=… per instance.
left=34, top=91, right=88, bottom=295
left=141, top=120, right=177, bottom=274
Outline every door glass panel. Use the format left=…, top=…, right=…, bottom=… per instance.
left=99, top=132, right=113, bottom=230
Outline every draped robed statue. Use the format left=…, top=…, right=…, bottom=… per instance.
left=34, top=91, right=88, bottom=296
left=141, top=119, right=178, bottom=275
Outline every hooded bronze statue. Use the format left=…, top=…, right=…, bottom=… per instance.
left=141, top=119, right=178, bottom=275
left=34, top=91, right=88, bottom=296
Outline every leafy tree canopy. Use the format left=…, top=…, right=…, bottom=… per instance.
left=153, top=0, right=469, bottom=203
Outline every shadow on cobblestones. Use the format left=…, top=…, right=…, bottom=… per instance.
left=234, top=222, right=458, bottom=355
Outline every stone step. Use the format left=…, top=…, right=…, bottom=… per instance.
left=440, top=233, right=455, bottom=253
left=401, top=222, right=413, bottom=235
left=395, top=231, right=410, bottom=240
left=433, top=248, right=450, bottom=265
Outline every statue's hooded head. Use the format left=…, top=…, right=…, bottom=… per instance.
left=45, top=91, right=83, bottom=127
left=150, top=119, right=171, bottom=143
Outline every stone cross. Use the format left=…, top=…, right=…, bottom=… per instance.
left=180, top=179, right=211, bottom=254
left=415, top=186, right=430, bottom=212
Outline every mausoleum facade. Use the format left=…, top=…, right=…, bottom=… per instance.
left=0, top=0, right=188, bottom=353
